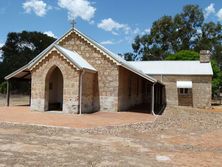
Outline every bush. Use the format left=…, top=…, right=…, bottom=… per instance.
left=165, top=50, right=199, bottom=60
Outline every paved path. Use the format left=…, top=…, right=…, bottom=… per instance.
left=0, top=107, right=156, bottom=129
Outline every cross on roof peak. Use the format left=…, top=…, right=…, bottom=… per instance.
left=70, top=19, right=76, bottom=29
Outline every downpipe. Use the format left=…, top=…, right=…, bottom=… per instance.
left=151, top=82, right=156, bottom=116
left=79, top=70, right=85, bottom=115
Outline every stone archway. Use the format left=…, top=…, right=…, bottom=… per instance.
left=45, top=66, right=64, bottom=111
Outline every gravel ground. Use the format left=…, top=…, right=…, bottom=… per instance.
left=0, top=106, right=221, bottom=167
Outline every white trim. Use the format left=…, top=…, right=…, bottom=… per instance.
left=176, top=81, right=192, bottom=88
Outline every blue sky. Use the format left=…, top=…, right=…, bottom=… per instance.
left=0, top=0, right=222, bottom=55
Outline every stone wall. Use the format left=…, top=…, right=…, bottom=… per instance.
left=118, top=66, right=145, bottom=111
left=150, top=75, right=212, bottom=108
left=82, top=72, right=98, bottom=113
left=59, top=32, right=119, bottom=112
left=31, top=51, right=80, bottom=113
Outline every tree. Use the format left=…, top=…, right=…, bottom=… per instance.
left=174, top=5, right=204, bottom=50
left=120, top=52, right=136, bottom=61
left=132, top=16, right=175, bottom=60
left=165, top=50, right=199, bottom=60
left=0, top=31, right=56, bottom=83
left=130, top=4, right=214, bottom=60
left=211, top=60, right=222, bottom=96
left=195, top=22, right=222, bottom=66
left=150, top=16, right=175, bottom=55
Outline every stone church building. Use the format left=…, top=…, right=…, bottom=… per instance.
left=129, top=50, right=213, bottom=108
left=5, top=28, right=165, bottom=115
left=5, top=28, right=213, bottom=114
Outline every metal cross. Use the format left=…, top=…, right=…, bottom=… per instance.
left=70, top=19, right=76, bottom=29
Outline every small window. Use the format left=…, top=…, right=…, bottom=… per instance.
left=179, top=88, right=189, bottom=95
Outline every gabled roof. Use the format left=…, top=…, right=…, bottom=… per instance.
left=5, top=28, right=162, bottom=84
left=5, top=44, right=96, bottom=80
left=129, top=61, right=213, bottom=75
left=56, top=28, right=159, bottom=83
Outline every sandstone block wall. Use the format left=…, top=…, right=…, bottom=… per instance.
left=31, top=51, right=80, bottom=113
left=150, top=75, right=212, bottom=108
left=59, top=32, right=119, bottom=112
left=118, top=66, right=145, bottom=111
left=82, top=72, right=98, bottom=113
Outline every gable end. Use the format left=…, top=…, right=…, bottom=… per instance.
left=57, top=29, right=121, bottom=66
left=30, top=48, right=79, bottom=72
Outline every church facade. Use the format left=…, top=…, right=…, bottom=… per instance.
left=5, top=28, right=165, bottom=115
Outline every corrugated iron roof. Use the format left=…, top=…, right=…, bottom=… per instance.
left=129, top=61, right=213, bottom=75
left=55, top=45, right=96, bottom=72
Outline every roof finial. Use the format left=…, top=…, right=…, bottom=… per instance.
left=70, top=19, right=76, bottom=29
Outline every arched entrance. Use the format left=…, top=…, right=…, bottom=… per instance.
left=45, top=66, right=63, bottom=111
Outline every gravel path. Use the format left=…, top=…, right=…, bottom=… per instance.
left=0, top=106, right=221, bottom=167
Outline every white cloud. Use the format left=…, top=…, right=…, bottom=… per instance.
left=204, top=3, right=215, bottom=18
left=58, top=0, right=96, bottom=22
left=217, top=8, right=222, bottom=21
left=44, top=31, right=57, bottom=38
left=97, top=18, right=130, bottom=35
left=144, top=28, right=151, bottom=34
left=100, top=39, right=123, bottom=45
left=100, top=40, right=114, bottom=45
left=23, top=0, right=49, bottom=17
left=133, top=27, right=140, bottom=34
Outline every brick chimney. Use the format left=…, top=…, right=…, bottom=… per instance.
left=200, top=50, right=211, bottom=63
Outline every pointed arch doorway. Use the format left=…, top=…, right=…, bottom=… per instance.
left=45, top=66, right=64, bottom=111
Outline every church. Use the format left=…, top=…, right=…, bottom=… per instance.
left=5, top=27, right=213, bottom=114
left=5, top=28, right=166, bottom=115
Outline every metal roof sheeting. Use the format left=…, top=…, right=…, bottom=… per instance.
left=176, top=81, right=192, bottom=88
left=55, top=45, right=96, bottom=72
left=128, top=61, right=213, bottom=75
left=4, top=64, right=30, bottom=80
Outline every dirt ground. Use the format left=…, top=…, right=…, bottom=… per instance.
left=0, top=105, right=221, bottom=167
left=0, top=106, right=156, bottom=128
